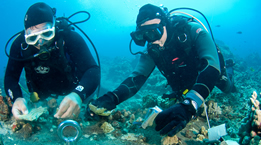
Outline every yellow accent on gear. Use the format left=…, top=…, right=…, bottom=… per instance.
left=183, top=89, right=189, bottom=95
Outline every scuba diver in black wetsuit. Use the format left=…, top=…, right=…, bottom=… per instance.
left=4, top=2, right=100, bottom=120
left=88, top=4, right=236, bottom=137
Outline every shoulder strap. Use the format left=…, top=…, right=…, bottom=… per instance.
left=167, top=16, right=194, bottom=56
left=170, top=15, right=191, bottom=29
left=55, top=35, right=76, bottom=83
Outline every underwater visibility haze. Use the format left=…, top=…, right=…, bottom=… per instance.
left=0, top=0, right=261, bottom=145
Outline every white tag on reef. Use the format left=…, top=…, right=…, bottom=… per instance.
left=208, top=124, right=227, bottom=141
left=18, top=106, right=48, bottom=121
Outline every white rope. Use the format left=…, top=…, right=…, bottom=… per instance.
left=204, top=103, right=211, bottom=129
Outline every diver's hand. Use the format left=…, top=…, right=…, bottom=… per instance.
left=54, top=92, right=82, bottom=119
left=155, top=99, right=196, bottom=137
left=12, top=97, right=29, bottom=120
left=88, top=92, right=117, bottom=116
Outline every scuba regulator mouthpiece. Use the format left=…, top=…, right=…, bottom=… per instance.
left=34, top=45, right=51, bottom=60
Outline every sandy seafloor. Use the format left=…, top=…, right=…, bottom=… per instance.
left=1, top=117, right=208, bottom=145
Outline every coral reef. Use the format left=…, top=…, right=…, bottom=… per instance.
left=0, top=135, right=2, bottom=145
left=47, top=98, right=58, bottom=115
left=142, top=94, right=176, bottom=109
left=121, top=133, right=138, bottom=141
left=186, top=126, right=208, bottom=142
left=200, top=126, right=208, bottom=136
left=199, top=100, right=222, bottom=119
left=250, top=91, right=261, bottom=136
left=0, top=96, right=11, bottom=121
left=47, top=98, right=57, bottom=108
left=161, top=135, right=181, bottom=145
left=10, top=119, right=43, bottom=139
left=238, top=91, right=261, bottom=144
left=195, top=126, right=208, bottom=141
left=156, top=96, right=172, bottom=109
left=82, top=122, right=104, bottom=135
left=1, top=41, right=261, bottom=144
left=17, top=106, right=48, bottom=121
left=11, top=122, right=22, bottom=132
left=100, top=122, right=114, bottom=133
left=17, top=123, right=33, bottom=139
left=250, top=135, right=261, bottom=145
left=5, top=96, right=12, bottom=108
left=129, top=114, right=135, bottom=124
left=121, top=133, right=146, bottom=143
left=142, top=94, right=157, bottom=108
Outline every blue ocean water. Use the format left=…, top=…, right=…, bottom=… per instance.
left=0, top=0, right=260, bottom=77
left=0, top=1, right=261, bottom=144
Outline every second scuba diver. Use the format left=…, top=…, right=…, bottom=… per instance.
left=89, top=4, right=236, bottom=137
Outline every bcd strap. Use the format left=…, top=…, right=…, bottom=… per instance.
left=216, top=45, right=226, bottom=77
left=150, top=16, right=198, bottom=93
left=56, top=36, right=75, bottom=83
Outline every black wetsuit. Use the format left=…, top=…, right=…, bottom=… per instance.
left=4, top=30, right=100, bottom=102
left=111, top=22, right=233, bottom=107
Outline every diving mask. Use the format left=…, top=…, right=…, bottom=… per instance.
left=130, top=24, right=164, bottom=46
left=25, top=23, right=55, bottom=45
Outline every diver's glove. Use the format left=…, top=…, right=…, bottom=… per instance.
left=89, top=92, right=118, bottom=116
left=155, top=98, right=197, bottom=137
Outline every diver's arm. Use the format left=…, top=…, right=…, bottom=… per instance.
left=185, top=22, right=220, bottom=107
left=89, top=53, right=156, bottom=116
left=112, top=53, right=156, bottom=104
left=4, top=35, right=25, bottom=102
left=72, top=66, right=100, bottom=101
left=65, top=31, right=100, bottom=101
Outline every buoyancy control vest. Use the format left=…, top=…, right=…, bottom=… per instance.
left=147, top=16, right=201, bottom=94
left=21, top=19, right=78, bottom=95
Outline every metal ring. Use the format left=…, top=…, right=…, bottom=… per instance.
left=55, top=40, right=65, bottom=49
left=178, top=33, right=187, bottom=43
left=57, top=120, right=82, bottom=144
left=21, top=42, right=29, bottom=50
